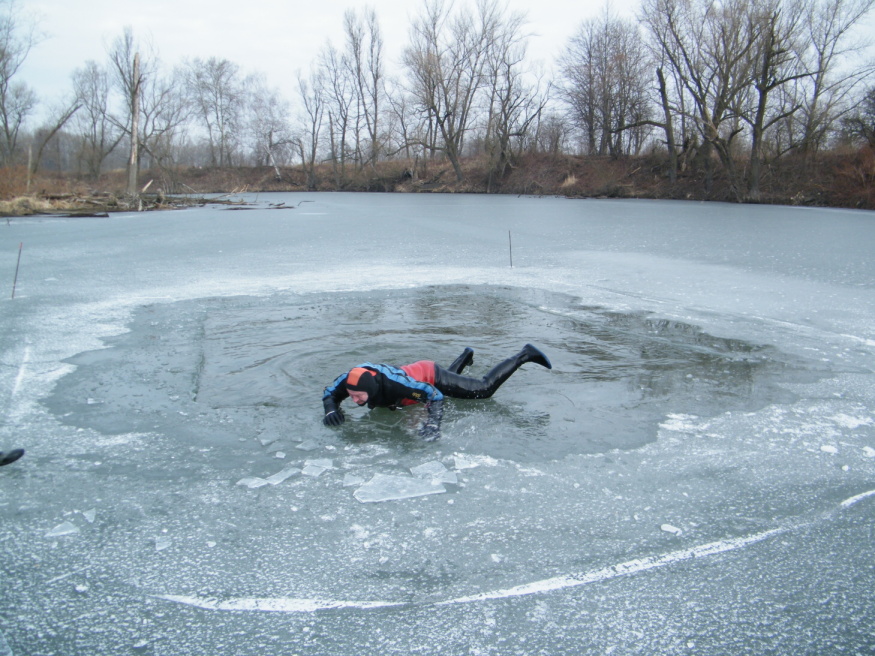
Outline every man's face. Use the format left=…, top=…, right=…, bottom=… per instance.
left=348, top=389, right=368, bottom=406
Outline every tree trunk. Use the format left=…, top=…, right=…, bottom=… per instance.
left=656, top=67, right=677, bottom=184
left=127, top=52, right=140, bottom=197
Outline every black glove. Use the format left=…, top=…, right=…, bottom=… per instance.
left=323, top=409, right=345, bottom=426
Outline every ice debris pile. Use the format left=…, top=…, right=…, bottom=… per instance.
left=235, top=456, right=468, bottom=503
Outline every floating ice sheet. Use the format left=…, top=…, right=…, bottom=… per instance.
left=353, top=474, right=446, bottom=503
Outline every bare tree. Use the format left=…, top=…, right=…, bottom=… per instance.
left=742, top=0, right=810, bottom=199
left=344, top=7, right=384, bottom=167
left=294, top=66, right=325, bottom=190
left=561, top=9, right=652, bottom=157
left=107, top=27, right=152, bottom=195
left=28, top=97, right=80, bottom=175
left=0, top=0, right=40, bottom=165
left=403, top=0, right=501, bottom=181
left=792, top=0, right=875, bottom=154
left=185, top=57, right=243, bottom=167
left=482, top=17, right=550, bottom=189
left=246, top=74, right=294, bottom=177
left=841, top=84, right=875, bottom=145
left=320, top=43, right=355, bottom=184
left=641, top=0, right=763, bottom=197
left=137, top=67, right=190, bottom=175
left=71, top=61, right=122, bottom=178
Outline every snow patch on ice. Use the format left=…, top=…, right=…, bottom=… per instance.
left=831, top=413, right=873, bottom=430
left=659, top=414, right=709, bottom=433
left=453, top=454, right=498, bottom=470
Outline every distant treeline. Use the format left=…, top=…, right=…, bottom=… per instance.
left=2, top=0, right=874, bottom=205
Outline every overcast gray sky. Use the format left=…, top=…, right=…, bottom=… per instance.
left=19, top=0, right=640, bottom=111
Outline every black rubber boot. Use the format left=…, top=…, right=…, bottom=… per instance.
left=435, top=344, right=551, bottom=399
left=0, top=449, right=24, bottom=467
left=446, top=347, right=474, bottom=374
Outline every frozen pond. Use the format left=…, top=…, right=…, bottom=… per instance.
left=1, top=193, right=874, bottom=654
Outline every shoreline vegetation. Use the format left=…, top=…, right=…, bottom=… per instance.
left=2, top=148, right=874, bottom=218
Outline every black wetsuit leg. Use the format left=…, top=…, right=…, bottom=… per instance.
left=445, top=347, right=474, bottom=374
left=434, top=344, right=551, bottom=399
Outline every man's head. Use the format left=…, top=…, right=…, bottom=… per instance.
left=346, top=367, right=377, bottom=405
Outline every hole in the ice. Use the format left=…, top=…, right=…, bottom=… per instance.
left=45, top=285, right=828, bottom=462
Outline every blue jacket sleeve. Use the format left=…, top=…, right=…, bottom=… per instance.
left=322, top=372, right=349, bottom=413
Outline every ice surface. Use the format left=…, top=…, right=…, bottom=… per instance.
left=353, top=474, right=447, bottom=503
left=3, top=193, right=875, bottom=655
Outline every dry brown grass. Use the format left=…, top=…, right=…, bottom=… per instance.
left=3, top=148, right=873, bottom=214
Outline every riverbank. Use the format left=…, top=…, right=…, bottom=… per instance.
left=2, top=148, right=873, bottom=216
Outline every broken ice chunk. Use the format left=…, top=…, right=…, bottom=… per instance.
left=296, top=440, right=320, bottom=451
left=411, top=461, right=447, bottom=477
left=410, top=461, right=458, bottom=485
left=343, top=473, right=366, bottom=487
left=354, top=474, right=446, bottom=503
left=82, top=509, right=96, bottom=524
left=155, top=536, right=171, bottom=552
left=820, top=445, right=838, bottom=454
left=264, top=467, right=301, bottom=485
left=45, top=521, right=79, bottom=538
left=863, top=447, right=875, bottom=458
left=302, top=459, right=334, bottom=477
left=236, top=476, right=270, bottom=489
left=660, top=524, right=683, bottom=536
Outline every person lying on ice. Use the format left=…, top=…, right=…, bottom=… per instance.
left=321, top=344, right=552, bottom=440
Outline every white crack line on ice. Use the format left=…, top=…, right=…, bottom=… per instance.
left=436, top=528, right=787, bottom=606
left=153, top=528, right=786, bottom=613
left=152, top=596, right=405, bottom=612
left=840, top=488, right=875, bottom=508
left=152, top=492, right=875, bottom=613
left=10, top=346, right=30, bottom=399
